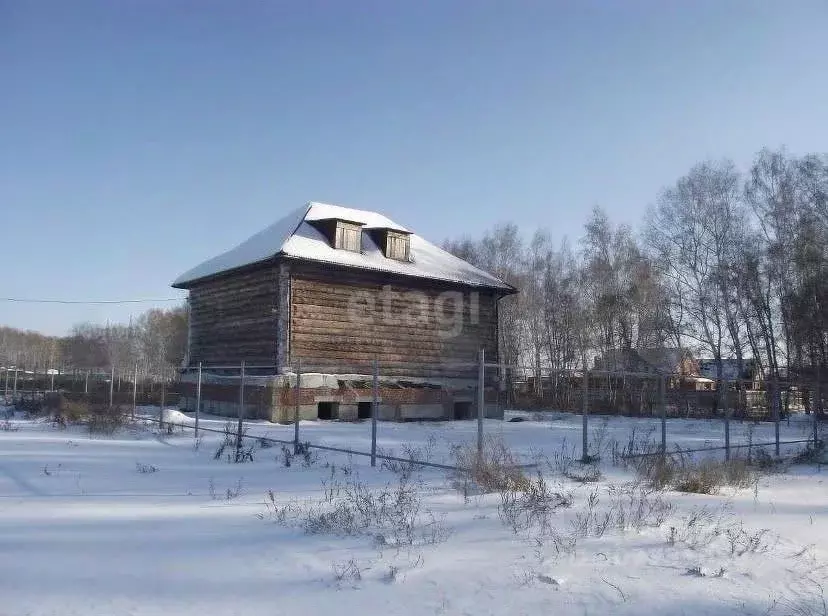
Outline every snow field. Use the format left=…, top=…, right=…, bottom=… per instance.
left=0, top=409, right=826, bottom=616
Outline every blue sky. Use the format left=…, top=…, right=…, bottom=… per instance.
left=2, top=1, right=827, bottom=335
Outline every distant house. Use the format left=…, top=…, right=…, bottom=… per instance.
left=171, top=201, right=516, bottom=422
left=592, top=348, right=715, bottom=391
left=594, top=348, right=698, bottom=376
left=698, top=358, right=757, bottom=382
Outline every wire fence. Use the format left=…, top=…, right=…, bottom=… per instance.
left=2, top=357, right=825, bottom=468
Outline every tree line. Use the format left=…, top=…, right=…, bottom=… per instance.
left=0, top=306, right=187, bottom=380
left=445, top=148, right=828, bottom=388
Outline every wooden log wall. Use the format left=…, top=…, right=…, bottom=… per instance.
left=186, top=267, right=278, bottom=366
left=287, top=261, right=501, bottom=377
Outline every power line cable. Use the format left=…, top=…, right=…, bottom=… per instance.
left=0, top=297, right=183, bottom=305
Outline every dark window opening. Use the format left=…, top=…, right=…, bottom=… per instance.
left=357, top=401, right=372, bottom=419
left=317, top=401, right=338, bottom=420
left=453, top=401, right=472, bottom=420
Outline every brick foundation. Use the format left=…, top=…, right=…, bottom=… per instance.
left=175, top=373, right=503, bottom=422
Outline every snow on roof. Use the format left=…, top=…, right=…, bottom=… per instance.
left=173, top=202, right=514, bottom=291
left=303, top=202, right=410, bottom=233
left=690, top=377, right=715, bottom=383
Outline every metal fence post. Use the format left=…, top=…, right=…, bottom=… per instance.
left=4, top=367, right=9, bottom=397
left=50, top=370, right=55, bottom=392
left=109, top=366, right=115, bottom=408
left=814, top=378, right=821, bottom=450
left=477, top=348, right=485, bottom=457
left=660, top=374, right=667, bottom=454
left=84, top=371, right=89, bottom=395
left=371, top=358, right=379, bottom=467
left=195, top=362, right=202, bottom=439
left=13, top=368, right=19, bottom=398
left=772, top=379, right=780, bottom=457
left=293, top=359, right=301, bottom=454
left=131, top=363, right=138, bottom=420
left=724, top=379, right=731, bottom=462
left=159, top=372, right=166, bottom=432
left=582, top=368, right=589, bottom=462
left=235, top=361, right=246, bottom=462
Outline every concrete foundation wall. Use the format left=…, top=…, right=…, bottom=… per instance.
left=179, top=396, right=269, bottom=420
left=177, top=372, right=503, bottom=423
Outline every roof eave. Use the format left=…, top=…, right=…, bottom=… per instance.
left=280, top=254, right=516, bottom=294
left=171, top=253, right=285, bottom=289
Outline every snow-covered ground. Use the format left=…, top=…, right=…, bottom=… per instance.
left=1, top=408, right=826, bottom=616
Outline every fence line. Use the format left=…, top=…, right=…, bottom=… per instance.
left=621, top=439, right=816, bottom=459
left=169, top=357, right=823, bottom=465
left=137, top=414, right=516, bottom=473
left=4, top=355, right=825, bottom=465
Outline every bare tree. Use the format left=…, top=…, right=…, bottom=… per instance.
left=647, top=160, right=748, bottom=405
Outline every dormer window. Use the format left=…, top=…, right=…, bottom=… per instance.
left=385, top=230, right=410, bottom=260
left=309, top=218, right=364, bottom=252
left=335, top=221, right=362, bottom=252
left=368, top=228, right=411, bottom=261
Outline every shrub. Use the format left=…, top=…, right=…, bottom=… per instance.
left=262, top=466, right=450, bottom=547
left=57, top=400, right=92, bottom=424
left=565, top=463, right=602, bottom=484
left=612, top=426, right=658, bottom=466
left=673, top=459, right=754, bottom=494
left=209, top=477, right=243, bottom=501
left=280, top=445, right=293, bottom=467
left=573, top=483, right=673, bottom=537
left=724, top=523, right=770, bottom=556
left=450, top=436, right=530, bottom=494
left=331, top=559, right=362, bottom=585
left=86, top=406, right=127, bottom=435
left=213, top=440, right=228, bottom=460
left=296, top=441, right=317, bottom=467
left=1, top=419, right=19, bottom=432
left=234, top=445, right=255, bottom=463
left=634, top=451, right=755, bottom=494
left=498, top=470, right=573, bottom=534
left=750, top=446, right=779, bottom=470
left=793, top=441, right=826, bottom=465
left=673, top=468, right=720, bottom=494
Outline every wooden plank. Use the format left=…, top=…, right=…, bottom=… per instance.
left=187, top=266, right=277, bottom=367
left=289, top=269, right=499, bottom=375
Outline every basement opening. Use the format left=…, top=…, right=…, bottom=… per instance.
left=453, top=401, right=473, bottom=420
left=317, top=401, right=339, bottom=420
left=357, top=401, right=372, bottom=420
